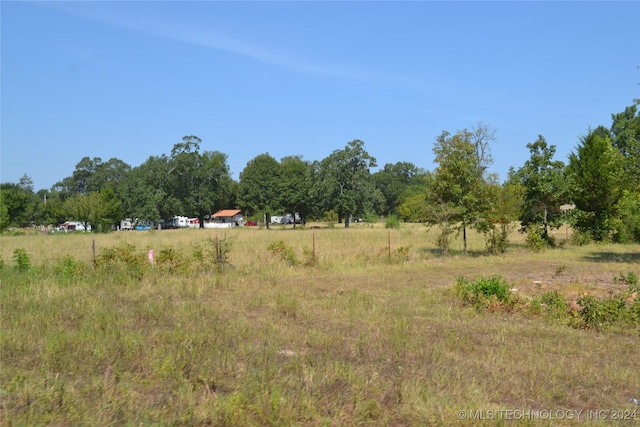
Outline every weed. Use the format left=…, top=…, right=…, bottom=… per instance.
left=540, top=291, right=569, bottom=321
left=268, top=241, right=298, bottom=266
left=12, top=248, right=30, bottom=271
left=302, top=247, right=317, bottom=266
left=275, top=292, right=300, bottom=318
left=394, top=245, right=412, bottom=262
left=615, top=271, right=639, bottom=288
left=553, top=264, right=567, bottom=277
left=53, top=255, right=81, bottom=281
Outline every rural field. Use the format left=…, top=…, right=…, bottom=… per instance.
left=1, top=223, right=639, bottom=426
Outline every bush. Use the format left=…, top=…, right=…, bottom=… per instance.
left=577, top=286, right=640, bottom=330
left=53, top=255, right=82, bottom=281
left=540, top=291, right=569, bottom=321
left=571, top=229, right=593, bottom=246
left=454, top=275, right=514, bottom=310
left=94, top=243, right=146, bottom=279
left=385, top=215, right=400, bottom=229
left=12, top=248, right=30, bottom=271
left=268, top=241, right=298, bottom=266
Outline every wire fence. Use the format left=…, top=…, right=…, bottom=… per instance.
left=0, top=223, right=532, bottom=270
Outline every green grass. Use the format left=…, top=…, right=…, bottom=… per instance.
left=1, top=224, right=639, bottom=425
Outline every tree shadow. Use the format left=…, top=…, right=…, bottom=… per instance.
left=419, top=247, right=489, bottom=258
left=581, top=251, right=640, bottom=263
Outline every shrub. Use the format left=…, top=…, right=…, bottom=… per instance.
left=94, top=243, right=146, bottom=279
left=540, top=291, right=569, bottom=321
left=614, top=271, right=639, bottom=288
left=571, top=229, right=593, bottom=246
left=576, top=288, right=639, bottom=330
left=385, top=215, right=400, bottom=229
left=324, top=210, right=338, bottom=227
left=394, top=245, right=412, bottom=261
left=302, top=247, right=316, bottom=267
left=454, top=275, right=513, bottom=310
left=53, top=255, right=81, bottom=281
left=12, top=248, right=30, bottom=271
left=155, top=247, right=190, bottom=273
left=268, top=241, right=298, bottom=266
left=525, top=229, right=547, bottom=252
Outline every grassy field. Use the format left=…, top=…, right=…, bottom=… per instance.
left=1, top=223, right=639, bottom=426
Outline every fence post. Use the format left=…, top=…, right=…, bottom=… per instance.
left=92, top=238, right=96, bottom=261
left=215, top=236, right=221, bottom=264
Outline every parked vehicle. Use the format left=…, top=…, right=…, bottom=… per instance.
left=166, top=216, right=190, bottom=229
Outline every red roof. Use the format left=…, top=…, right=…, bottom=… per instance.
left=212, top=209, right=242, bottom=218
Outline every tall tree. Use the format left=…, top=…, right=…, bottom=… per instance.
left=53, top=157, right=102, bottom=198
left=428, top=126, right=493, bottom=255
left=62, top=192, right=101, bottom=232
left=279, top=156, right=313, bottom=226
left=53, top=157, right=130, bottom=201
left=119, top=155, right=172, bottom=223
left=312, top=140, right=378, bottom=228
left=372, top=162, right=425, bottom=216
left=610, top=102, right=640, bottom=189
left=0, top=181, right=34, bottom=228
left=567, top=126, right=624, bottom=241
left=237, top=153, right=282, bottom=217
left=200, top=150, right=233, bottom=215
left=165, top=136, right=232, bottom=225
left=515, top=136, right=570, bottom=240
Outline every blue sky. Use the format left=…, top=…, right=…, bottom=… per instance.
left=2, top=1, right=639, bottom=191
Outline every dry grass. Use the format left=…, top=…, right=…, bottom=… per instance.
left=1, top=224, right=639, bottom=425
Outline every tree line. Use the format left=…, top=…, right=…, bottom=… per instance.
left=1, top=101, right=639, bottom=248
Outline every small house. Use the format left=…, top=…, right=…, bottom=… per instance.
left=204, top=209, right=243, bottom=228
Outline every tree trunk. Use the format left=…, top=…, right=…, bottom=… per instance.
left=463, top=221, right=467, bottom=255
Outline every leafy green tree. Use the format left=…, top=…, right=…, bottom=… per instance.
left=53, top=157, right=102, bottom=198
left=237, top=153, right=282, bottom=217
left=93, top=187, right=124, bottom=232
left=165, top=136, right=233, bottom=226
left=566, top=126, right=624, bottom=241
left=477, top=174, right=525, bottom=254
left=119, top=155, right=172, bottom=224
left=279, top=156, right=313, bottom=226
left=312, top=140, right=378, bottom=228
left=32, top=189, right=65, bottom=226
left=611, top=190, right=640, bottom=243
left=200, top=150, right=233, bottom=215
left=53, top=157, right=130, bottom=202
left=0, top=202, right=9, bottom=232
left=610, top=102, right=640, bottom=188
left=515, top=136, right=570, bottom=241
left=0, top=179, right=34, bottom=228
left=428, top=125, right=493, bottom=255
left=63, top=192, right=100, bottom=232
left=372, top=162, right=425, bottom=215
